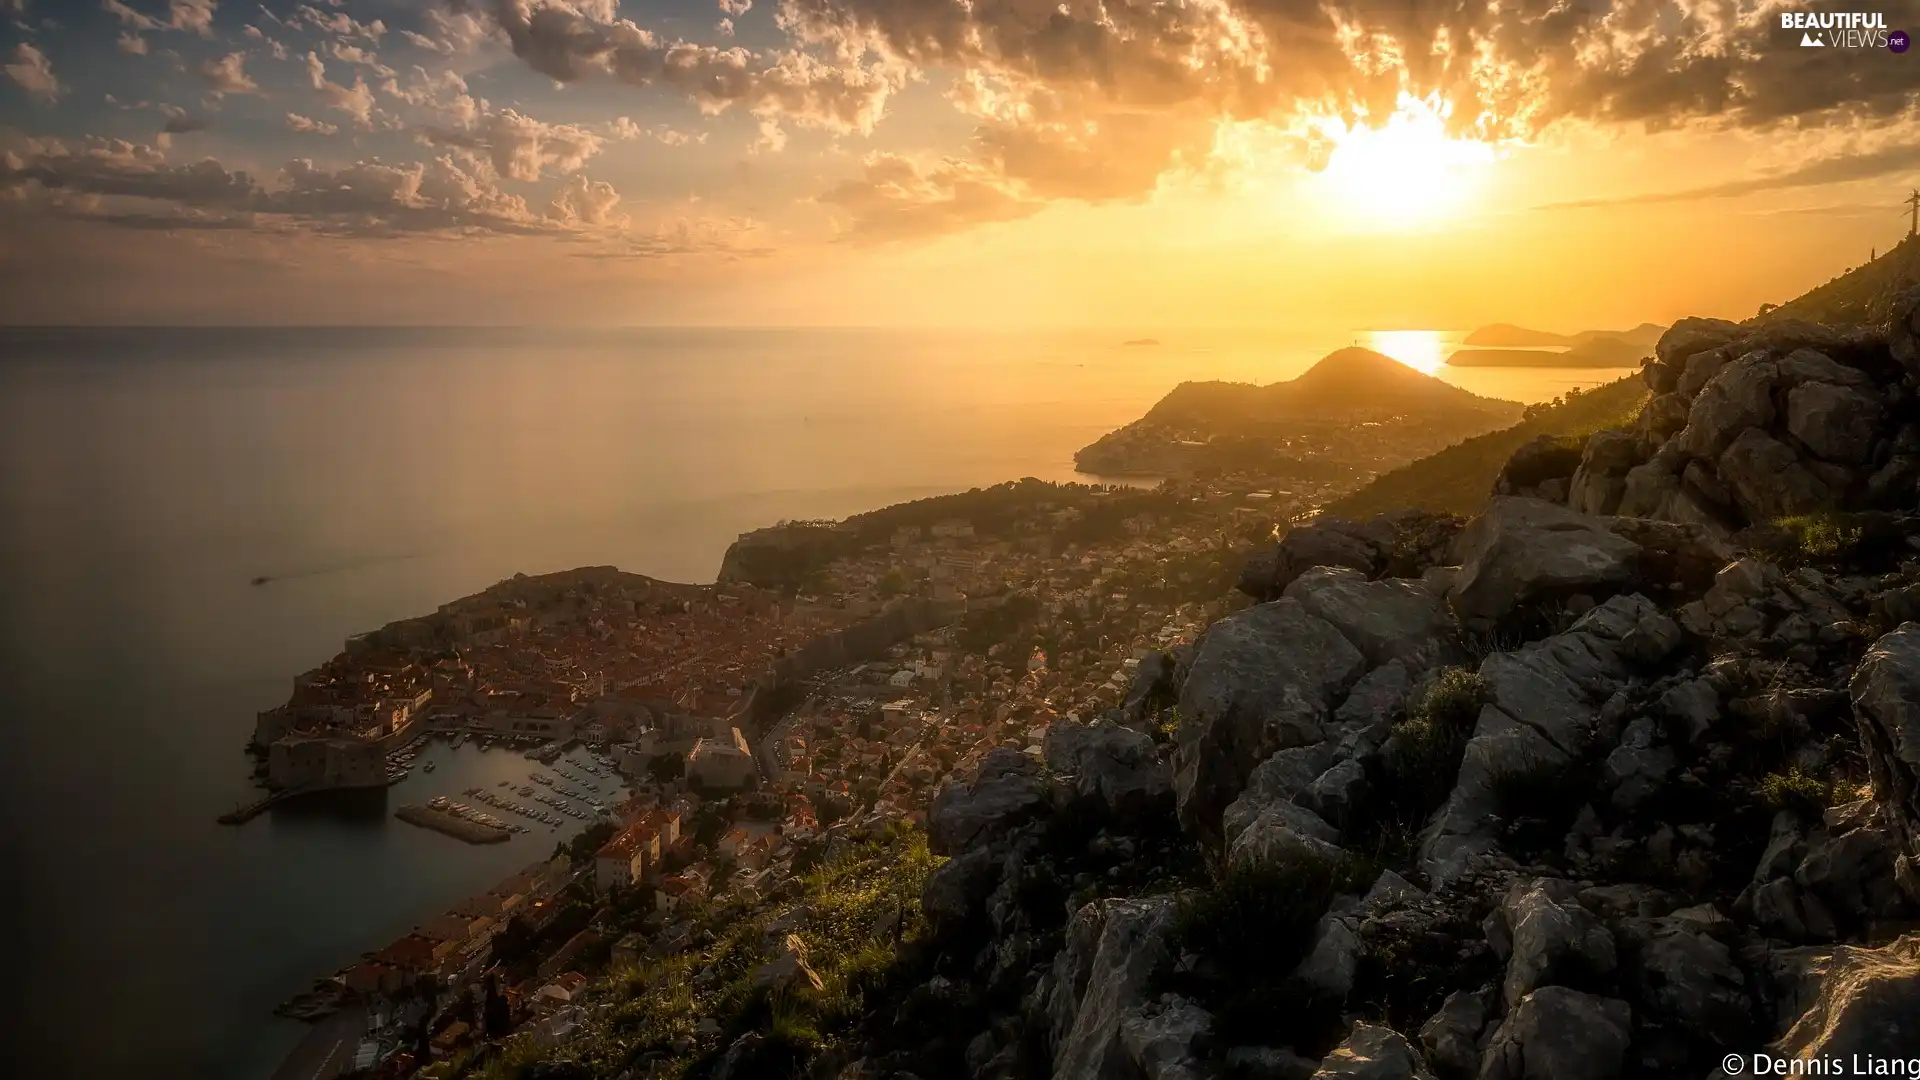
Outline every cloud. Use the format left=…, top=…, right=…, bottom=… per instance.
left=0, top=136, right=634, bottom=239
left=419, top=106, right=606, bottom=181
left=305, top=52, right=375, bottom=126
left=286, top=4, right=384, bottom=41
left=198, top=52, right=257, bottom=96
left=573, top=215, right=773, bottom=259
left=117, top=32, right=148, bottom=54
left=159, top=103, right=206, bottom=134
left=1539, top=140, right=1920, bottom=209
left=102, top=0, right=216, bottom=36
left=285, top=112, right=338, bottom=136
left=5, top=42, right=57, bottom=101
left=819, top=152, right=1044, bottom=241
left=609, top=116, right=704, bottom=145
left=450, top=0, right=902, bottom=136
left=717, top=0, right=750, bottom=15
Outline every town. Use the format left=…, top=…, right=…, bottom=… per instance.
left=252, top=477, right=1275, bottom=1079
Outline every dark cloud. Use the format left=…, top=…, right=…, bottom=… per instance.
left=0, top=137, right=633, bottom=239
left=449, top=0, right=901, bottom=134
left=819, top=152, right=1043, bottom=241
left=1539, top=141, right=1920, bottom=209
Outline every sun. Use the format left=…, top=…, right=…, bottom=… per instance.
left=1308, top=95, right=1495, bottom=228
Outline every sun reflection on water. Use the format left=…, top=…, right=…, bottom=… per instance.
left=1362, top=330, right=1448, bottom=374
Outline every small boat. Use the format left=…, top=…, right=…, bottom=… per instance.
left=423, top=761, right=436, bottom=773
left=250, top=575, right=271, bottom=586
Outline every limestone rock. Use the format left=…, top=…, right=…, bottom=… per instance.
left=1447, top=498, right=1641, bottom=625
left=1314, top=1023, right=1436, bottom=1080
left=928, top=748, right=1050, bottom=856
left=1118, top=995, right=1213, bottom=1080
left=1284, top=566, right=1453, bottom=665
left=1602, top=718, right=1674, bottom=811
left=1222, top=743, right=1338, bottom=846
left=1053, top=896, right=1182, bottom=1080
left=1621, top=917, right=1750, bottom=1045
left=1293, top=913, right=1361, bottom=999
left=751, top=934, right=825, bottom=994
left=1772, top=935, right=1920, bottom=1066
left=1853, top=625, right=1920, bottom=866
left=1419, top=988, right=1492, bottom=1078
left=1044, top=721, right=1172, bottom=817
left=1787, top=380, right=1884, bottom=465
left=1655, top=318, right=1742, bottom=366
left=1719, top=427, right=1831, bottom=521
left=921, top=844, right=1001, bottom=930
left=1494, top=436, right=1583, bottom=499
left=1678, top=352, right=1776, bottom=459
left=1230, top=800, right=1346, bottom=873
left=1495, top=879, right=1618, bottom=1009
left=1175, top=600, right=1366, bottom=837
left=1476, top=987, right=1631, bottom=1080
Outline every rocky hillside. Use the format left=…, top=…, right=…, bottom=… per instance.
left=1322, top=374, right=1647, bottom=520
left=1762, top=234, right=1920, bottom=327
left=1077, top=349, right=1522, bottom=477
left=867, top=293, right=1920, bottom=1080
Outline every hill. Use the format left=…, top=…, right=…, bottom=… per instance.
left=1078, top=348, right=1523, bottom=477
left=1761, top=232, right=1920, bottom=326
left=1140, top=347, right=1519, bottom=426
left=1447, top=336, right=1647, bottom=369
left=1463, top=322, right=1665, bottom=349
left=1320, top=372, right=1648, bottom=518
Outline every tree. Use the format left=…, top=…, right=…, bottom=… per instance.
left=877, top=568, right=909, bottom=598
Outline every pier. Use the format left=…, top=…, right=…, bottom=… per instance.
left=216, top=786, right=311, bottom=825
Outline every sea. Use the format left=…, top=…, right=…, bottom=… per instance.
left=0, top=326, right=1632, bottom=1079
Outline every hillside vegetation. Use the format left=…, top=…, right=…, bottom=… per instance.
left=1321, top=373, right=1648, bottom=518
left=1763, top=232, right=1920, bottom=325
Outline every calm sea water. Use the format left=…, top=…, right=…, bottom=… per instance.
left=0, top=327, right=1626, bottom=1079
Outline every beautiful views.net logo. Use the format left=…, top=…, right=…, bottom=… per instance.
left=1779, top=10, right=1905, bottom=49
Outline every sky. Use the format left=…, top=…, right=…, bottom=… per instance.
left=1, top=0, right=1917, bottom=328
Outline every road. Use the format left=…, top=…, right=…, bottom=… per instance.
left=267, top=1005, right=367, bottom=1080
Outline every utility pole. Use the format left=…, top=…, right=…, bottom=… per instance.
left=1908, top=189, right=1919, bottom=239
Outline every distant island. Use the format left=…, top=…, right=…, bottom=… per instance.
left=1075, top=346, right=1523, bottom=480
left=1122, top=338, right=1161, bottom=347
left=1447, top=321, right=1665, bottom=368
left=1462, top=321, right=1666, bottom=349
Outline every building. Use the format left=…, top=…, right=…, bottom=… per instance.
left=594, top=819, right=661, bottom=893
left=686, top=728, right=757, bottom=791
left=267, top=735, right=386, bottom=790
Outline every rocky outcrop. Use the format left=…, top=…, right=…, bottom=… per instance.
left=1854, top=625, right=1920, bottom=886
left=1173, top=599, right=1367, bottom=837
left=1283, top=567, right=1455, bottom=665
left=1312, top=1023, right=1435, bottom=1080
left=927, top=748, right=1050, bottom=856
left=1421, top=595, right=1667, bottom=882
left=1045, top=721, right=1173, bottom=818
left=1050, top=896, right=1182, bottom=1080
left=1767, top=935, right=1920, bottom=1065
left=1445, top=498, right=1641, bottom=626
left=1477, top=987, right=1631, bottom=1080
left=1238, top=511, right=1465, bottom=602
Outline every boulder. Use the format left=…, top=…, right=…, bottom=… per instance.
left=1787, top=381, right=1884, bottom=465
left=1118, top=995, right=1213, bottom=1080
left=1222, top=743, right=1338, bottom=845
left=751, top=934, right=825, bottom=994
left=1637, top=393, right=1692, bottom=444
left=1446, top=498, right=1641, bottom=625
left=1494, top=436, right=1584, bottom=499
left=1422, top=595, right=1658, bottom=882
left=1284, top=566, right=1454, bottom=665
left=1776, top=346, right=1878, bottom=391
left=1230, top=800, right=1346, bottom=873
left=1718, top=427, right=1832, bottom=521
left=1677, top=351, right=1777, bottom=459
left=1313, top=1023, right=1436, bottom=1080
left=1657, top=678, right=1721, bottom=744
left=1419, top=988, right=1492, bottom=1079
left=1655, top=318, right=1743, bottom=366
left=1602, top=718, right=1674, bottom=811
left=1852, top=626, right=1920, bottom=874
left=1494, top=879, right=1617, bottom=1009
left=928, top=748, right=1050, bottom=856
left=1174, top=600, right=1367, bottom=837
left=1615, top=458, right=1679, bottom=518
left=1122, top=650, right=1176, bottom=721
left=921, top=844, right=1002, bottom=930
left=1619, top=917, right=1750, bottom=1045
left=1771, top=935, right=1920, bottom=1065
left=1053, top=896, right=1182, bottom=1080
left=1229, top=1045, right=1321, bottom=1080
left=1293, top=912, right=1361, bottom=999
left=1567, top=431, right=1640, bottom=516
left=1476, top=987, right=1631, bottom=1080
left=1677, top=347, right=1732, bottom=399
left=1044, top=721, right=1172, bottom=817
left=1640, top=358, right=1677, bottom=395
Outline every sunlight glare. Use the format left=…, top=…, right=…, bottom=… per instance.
left=1309, top=95, right=1495, bottom=229
left=1364, top=330, right=1448, bottom=374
